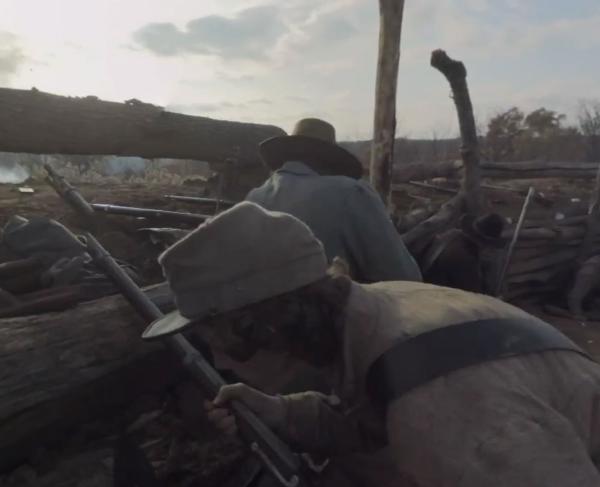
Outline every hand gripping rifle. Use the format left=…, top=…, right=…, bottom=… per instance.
left=45, top=166, right=309, bottom=487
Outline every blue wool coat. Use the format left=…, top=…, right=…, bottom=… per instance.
left=246, top=161, right=422, bottom=283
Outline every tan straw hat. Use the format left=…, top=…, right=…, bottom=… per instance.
left=142, top=201, right=328, bottom=340
left=259, top=118, right=363, bottom=179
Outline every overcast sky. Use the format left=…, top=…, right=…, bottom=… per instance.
left=1, top=0, right=599, bottom=139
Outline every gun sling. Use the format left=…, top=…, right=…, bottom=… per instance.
left=366, top=318, right=592, bottom=405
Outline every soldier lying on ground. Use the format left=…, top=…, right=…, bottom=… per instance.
left=143, top=202, right=600, bottom=487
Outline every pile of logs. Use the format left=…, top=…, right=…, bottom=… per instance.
left=503, top=212, right=599, bottom=301
left=394, top=160, right=600, bottom=183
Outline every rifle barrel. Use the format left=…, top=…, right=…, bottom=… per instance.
left=164, top=195, right=236, bottom=207
left=91, top=204, right=209, bottom=223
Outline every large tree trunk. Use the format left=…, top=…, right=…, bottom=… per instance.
left=0, top=88, right=284, bottom=168
left=370, top=0, right=405, bottom=205
left=0, top=283, right=179, bottom=472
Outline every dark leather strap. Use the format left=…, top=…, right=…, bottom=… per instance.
left=366, top=318, right=591, bottom=405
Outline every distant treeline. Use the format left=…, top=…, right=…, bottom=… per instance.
left=342, top=102, right=600, bottom=166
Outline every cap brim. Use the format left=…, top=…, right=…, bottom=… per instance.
left=259, top=135, right=363, bottom=179
left=142, top=310, right=194, bottom=341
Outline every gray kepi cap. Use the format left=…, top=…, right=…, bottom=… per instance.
left=142, top=201, right=328, bottom=340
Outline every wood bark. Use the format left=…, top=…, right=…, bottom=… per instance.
left=568, top=256, right=600, bottom=316
left=480, top=161, right=600, bottom=179
left=0, top=87, right=284, bottom=167
left=370, top=0, right=405, bottom=205
left=0, top=283, right=178, bottom=471
left=503, top=225, right=586, bottom=241
left=576, top=163, right=600, bottom=263
left=401, top=194, right=464, bottom=247
left=392, top=160, right=599, bottom=182
left=430, top=50, right=482, bottom=216
left=392, top=159, right=462, bottom=183
left=506, top=249, right=579, bottom=275
left=394, top=205, right=439, bottom=233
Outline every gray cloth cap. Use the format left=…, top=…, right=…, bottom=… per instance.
left=143, top=201, right=328, bottom=340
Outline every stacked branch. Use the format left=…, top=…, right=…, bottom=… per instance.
left=393, top=160, right=600, bottom=183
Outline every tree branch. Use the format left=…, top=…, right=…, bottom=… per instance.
left=430, top=50, right=482, bottom=215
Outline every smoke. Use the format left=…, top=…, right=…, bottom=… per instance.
left=103, top=156, right=146, bottom=175
left=0, top=163, right=29, bottom=184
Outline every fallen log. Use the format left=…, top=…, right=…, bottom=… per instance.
left=505, top=282, right=560, bottom=301
left=482, top=161, right=600, bottom=171
left=394, top=204, right=439, bottom=233
left=393, top=160, right=600, bottom=181
left=393, top=160, right=462, bottom=183
left=0, top=282, right=116, bottom=318
left=403, top=180, right=553, bottom=207
left=512, top=246, right=579, bottom=261
left=0, top=87, right=284, bottom=167
left=575, top=163, right=600, bottom=263
left=480, top=161, right=600, bottom=179
left=506, top=248, right=579, bottom=275
left=506, top=264, right=572, bottom=284
left=401, top=194, right=464, bottom=247
left=523, top=216, right=588, bottom=228
left=0, top=282, right=176, bottom=471
left=502, top=225, right=586, bottom=241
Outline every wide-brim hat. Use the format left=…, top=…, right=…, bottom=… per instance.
left=142, top=202, right=328, bottom=341
left=460, top=213, right=507, bottom=248
left=259, top=118, right=363, bottom=179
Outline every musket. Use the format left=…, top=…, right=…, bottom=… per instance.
left=44, top=163, right=95, bottom=218
left=44, top=164, right=210, bottom=225
left=44, top=166, right=308, bottom=487
left=92, top=204, right=209, bottom=224
left=164, top=194, right=236, bottom=208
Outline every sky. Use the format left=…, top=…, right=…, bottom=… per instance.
left=1, top=0, right=599, bottom=140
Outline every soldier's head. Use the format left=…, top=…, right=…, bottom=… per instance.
left=142, top=202, right=351, bottom=367
left=258, top=118, right=364, bottom=179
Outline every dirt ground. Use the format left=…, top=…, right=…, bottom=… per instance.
left=1, top=174, right=600, bottom=486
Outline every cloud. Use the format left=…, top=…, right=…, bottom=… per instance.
left=133, top=5, right=287, bottom=60
left=0, top=32, right=26, bottom=82
left=402, top=0, right=600, bottom=63
left=248, top=98, right=272, bottom=105
left=133, top=1, right=359, bottom=67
